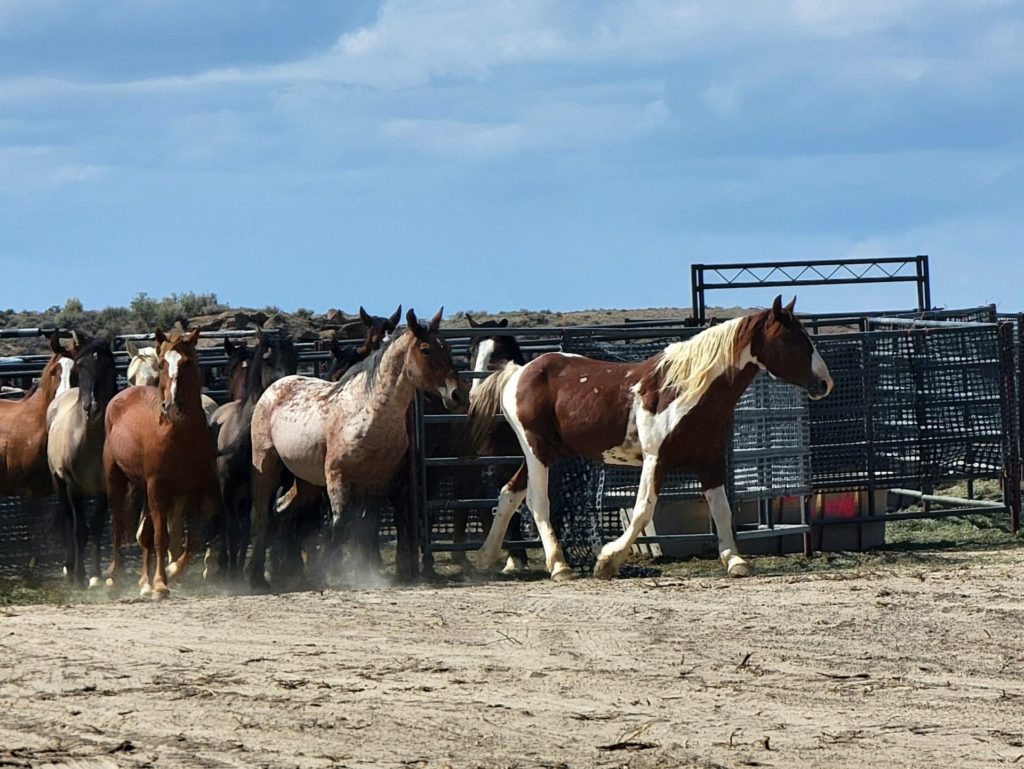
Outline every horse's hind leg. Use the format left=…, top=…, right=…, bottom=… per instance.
left=136, top=512, right=154, bottom=595
left=502, top=511, right=529, bottom=574
left=250, top=451, right=284, bottom=593
left=595, top=455, right=661, bottom=579
left=476, top=464, right=528, bottom=572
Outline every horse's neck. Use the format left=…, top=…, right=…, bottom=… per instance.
left=164, top=370, right=207, bottom=427
left=361, top=338, right=416, bottom=424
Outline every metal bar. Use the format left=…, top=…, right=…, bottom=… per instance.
left=813, top=507, right=1006, bottom=526
left=694, top=256, right=928, bottom=271
left=887, top=488, right=1006, bottom=509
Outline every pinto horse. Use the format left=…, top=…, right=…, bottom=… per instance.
left=47, top=335, right=119, bottom=587
left=328, top=305, right=402, bottom=381
left=104, top=328, right=221, bottom=597
left=210, top=329, right=298, bottom=578
left=125, top=340, right=219, bottom=424
left=471, top=297, right=834, bottom=580
left=250, top=308, right=462, bottom=590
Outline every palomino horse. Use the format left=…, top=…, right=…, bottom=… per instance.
left=47, top=335, right=119, bottom=587
left=125, top=339, right=219, bottom=424
left=104, top=329, right=221, bottom=597
left=210, top=329, right=298, bottom=578
left=0, top=332, right=77, bottom=568
left=471, top=297, right=834, bottom=580
left=328, top=305, right=402, bottom=381
left=250, top=308, right=462, bottom=590
left=223, top=337, right=253, bottom=402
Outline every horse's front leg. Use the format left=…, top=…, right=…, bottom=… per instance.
left=703, top=482, right=751, bottom=577
left=89, top=494, right=108, bottom=589
left=595, top=455, right=662, bottom=579
left=148, top=486, right=172, bottom=597
left=324, top=470, right=349, bottom=574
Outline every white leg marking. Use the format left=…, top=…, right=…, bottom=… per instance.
left=477, top=488, right=526, bottom=571
left=523, top=459, right=571, bottom=580
left=595, top=455, right=659, bottom=579
left=705, top=485, right=751, bottom=577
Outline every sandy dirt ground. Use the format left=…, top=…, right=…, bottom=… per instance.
left=2, top=551, right=1024, bottom=769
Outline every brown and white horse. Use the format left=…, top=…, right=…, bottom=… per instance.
left=104, top=328, right=221, bottom=597
left=470, top=297, right=833, bottom=580
left=249, top=308, right=462, bottom=590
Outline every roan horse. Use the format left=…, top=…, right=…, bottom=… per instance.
left=125, top=339, right=219, bottom=424
left=250, top=308, right=462, bottom=590
left=328, top=305, right=402, bottom=381
left=211, top=329, right=298, bottom=579
left=104, top=329, right=221, bottom=597
left=47, top=335, right=119, bottom=587
left=0, top=332, right=76, bottom=568
left=470, top=297, right=834, bottom=580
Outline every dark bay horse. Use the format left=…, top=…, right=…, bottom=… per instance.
left=47, top=335, right=119, bottom=587
left=328, top=305, right=402, bottom=381
left=470, top=297, right=833, bottom=580
left=223, top=337, right=253, bottom=402
left=104, top=328, right=221, bottom=597
left=249, top=308, right=462, bottom=590
left=210, top=329, right=298, bottom=578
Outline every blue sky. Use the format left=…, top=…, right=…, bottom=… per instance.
left=1, top=0, right=1022, bottom=317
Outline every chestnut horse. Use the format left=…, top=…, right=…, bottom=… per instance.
left=210, top=329, right=298, bottom=578
left=328, top=305, right=402, bottom=381
left=104, top=329, right=220, bottom=597
left=249, top=308, right=462, bottom=590
left=47, top=335, right=119, bottom=587
left=471, top=297, right=833, bottom=580
left=125, top=340, right=219, bottom=424
left=0, top=334, right=77, bottom=491
left=0, top=332, right=76, bottom=563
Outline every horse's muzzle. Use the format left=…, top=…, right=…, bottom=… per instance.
left=808, top=376, right=832, bottom=400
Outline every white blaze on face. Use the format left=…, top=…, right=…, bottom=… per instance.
left=469, top=339, right=495, bottom=395
left=438, top=377, right=460, bottom=404
left=164, top=349, right=182, bottom=406
left=55, top=357, right=75, bottom=398
left=810, top=345, right=834, bottom=399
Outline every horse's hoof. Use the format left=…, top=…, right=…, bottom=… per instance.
left=727, top=560, right=753, bottom=578
left=88, top=577, right=102, bottom=590
left=139, top=583, right=153, bottom=598
left=502, top=557, right=528, bottom=575
left=550, top=565, right=574, bottom=582
left=250, top=578, right=272, bottom=595
left=474, top=552, right=497, bottom=574
left=593, top=557, right=620, bottom=580
left=105, top=577, right=116, bottom=590
left=166, top=562, right=179, bottom=579
left=152, top=587, right=170, bottom=601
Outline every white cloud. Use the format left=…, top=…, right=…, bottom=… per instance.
left=0, top=146, right=105, bottom=191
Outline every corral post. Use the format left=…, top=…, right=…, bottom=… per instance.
left=395, top=404, right=421, bottom=581
left=998, top=322, right=1021, bottom=533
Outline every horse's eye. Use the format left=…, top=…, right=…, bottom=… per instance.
left=419, top=345, right=432, bottom=356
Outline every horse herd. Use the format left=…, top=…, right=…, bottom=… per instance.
left=0, top=297, right=833, bottom=598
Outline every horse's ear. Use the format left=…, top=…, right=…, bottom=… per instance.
left=785, top=296, right=797, bottom=314
left=330, top=339, right=343, bottom=359
left=428, top=307, right=443, bottom=334
left=359, top=306, right=372, bottom=327
left=49, top=330, right=64, bottom=355
left=771, top=295, right=783, bottom=318
left=125, top=339, right=139, bottom=358
left=185, top=327, right=200, bottom=345
left=407, top=308, right=426, bottom=340
left=224, top=338, right=235, bottom=355
left=388, top=305, right=402, bottom=329
left=466, top=314, right=479, bottom=328
left=256, top=327, right=265, bottom=346
left=498, top=318, right=509, bottom=327
left=154, top=328, right=166, bottom=346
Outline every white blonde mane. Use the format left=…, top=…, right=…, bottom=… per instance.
left=127, top=346, right=160, bottom=386
left=657, top=317, right=743, bottom=396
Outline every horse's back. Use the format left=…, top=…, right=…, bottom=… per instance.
left=252, top=375, right=331, bottom=482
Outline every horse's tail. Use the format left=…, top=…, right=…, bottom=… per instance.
left=468, top=361, right=521, bottom=449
